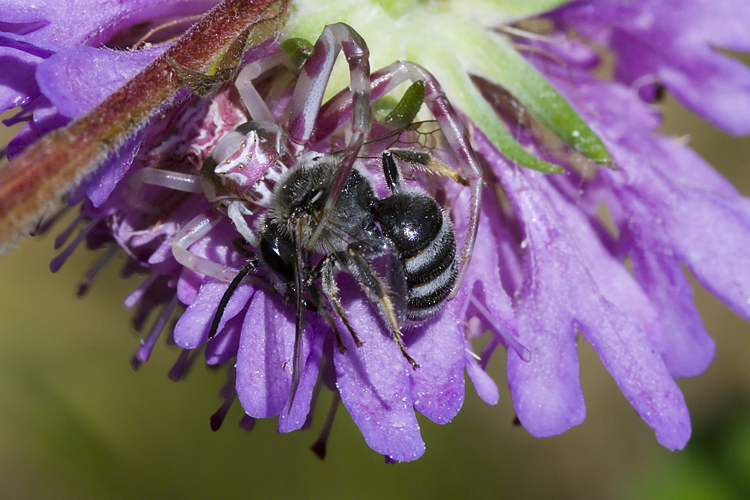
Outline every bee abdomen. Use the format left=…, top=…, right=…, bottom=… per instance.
left=375, top=192, right=457, bottom=322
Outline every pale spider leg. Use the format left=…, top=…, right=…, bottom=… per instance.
left=130, top=167, right=203, bottom=192
left=288, top=23, right=370, bottom=151
left=311, top=61, right=483, bottom=300
left=172, top=211, right=243, bottom=283
left=234, top=52, right=287, bottom=124
left=127, top=168, right=203, bottom=211
left=286, top=23, right=371, bottom=248
left=226, top=200, right=260, bottom=246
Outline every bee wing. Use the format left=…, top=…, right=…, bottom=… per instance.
left=387, top=251, right=408, bottom=327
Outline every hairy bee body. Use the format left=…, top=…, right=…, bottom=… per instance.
left=258, top=152, right=456, bottom=328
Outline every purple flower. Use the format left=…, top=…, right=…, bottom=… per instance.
left=551, top=0, right=750, bottom=134
left=2, top=0, right=750, bottom=462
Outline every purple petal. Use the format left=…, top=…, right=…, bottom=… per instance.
left=0, top=0, right=216, bottom=46
left=173, top=279, right=253, bottom=349
left=0, top=32, right=59, bottom=111
left=491, top=165, right=586, bottom=437
left=464, top=349, right=499, bottom=405
left=83, top=132, right=144, bottom=207
left=461, top=190, right=522, bottom=351
left=177, top=267, right=203, bottom=305
left=0, top=0, right=213, bottom=112
left=479, top=132, right=691, bottom=448
left=541, top=177, right=663, bottom=349
left=235, top=290, right=310, bottom=418
left=629, top=248, right=715, bottom=378
left=537, top=69, right=726, bottom=383
left=579, top=301, right=691, bottom=449
left=552, top=0, right=750, bottom=134
left=408, top=305, right=465, bottom=424
left=278, top=319, right=325, bottom=433
left=36, top=45, right=167, bottom=118
left=564, top=77, right=750, bottom=326
left=334, top=296, right=424, bottom=462
left=204, top=312, right=242, bottom=365
left=606, top=137, right=750, bottom=323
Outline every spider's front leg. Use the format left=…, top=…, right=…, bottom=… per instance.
left=286, top=23, right=372, bottom=248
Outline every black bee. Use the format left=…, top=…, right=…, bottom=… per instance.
left=210, top=148, right=458, bottom=401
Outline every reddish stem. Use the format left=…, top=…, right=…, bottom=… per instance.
left=0, top=0, right=289, bottom=253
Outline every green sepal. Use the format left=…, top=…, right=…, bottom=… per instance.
left=374, top=80, right=426, bottom=128
left=444, top=21, right=612, bottom=166
left=285, top=0, right=605, bottom=172
left=281, top=37, right=315, bottom=68
left=420, top=50, right=564, bottom=174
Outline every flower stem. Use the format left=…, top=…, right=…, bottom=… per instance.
left=0, top=0, right=290, bottom=254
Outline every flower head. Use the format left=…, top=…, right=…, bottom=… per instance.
left=2, top=0, right=750, bottom=462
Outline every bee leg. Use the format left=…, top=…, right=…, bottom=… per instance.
left=308, top=284, right=348, bottom=353
left=207, top=256, right=259, bottom=340
left=288, top=218, right=312, bottom=410
left=338, top=246, right=419, bottom=370
left=315, top=254, right=363, bottom=348
left=207, top=238, right=284, bottom=341
left=384, top=149, right=469, bottom=188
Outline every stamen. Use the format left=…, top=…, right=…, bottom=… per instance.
left=131, top=294, right=179, bottom=369
left=124, top=273, right=158, bottom=309
left=210, top=395, right=235, bottom=431
left=310, top=392, right=340, bottom=460
left=301, top=377, right=323, bottom=431
left=32, top=204, right=72, bottom=236
left=239, top=414, right=256, bottom=432
left=49, top=218, right=98, bottom=273
left=77, top=245, right=119, bottom=296
left=479, top=336, right=500, bottom=370
left=211, top=366, right=239, bottom=431
left=469, top=295, right=531, bottom=362
left=168, top=347, right=202, bottom=381
left=53, top=213, right=83, bottom=249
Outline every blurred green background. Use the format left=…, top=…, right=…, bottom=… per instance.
left=1, top=94, right=750, bottom=499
